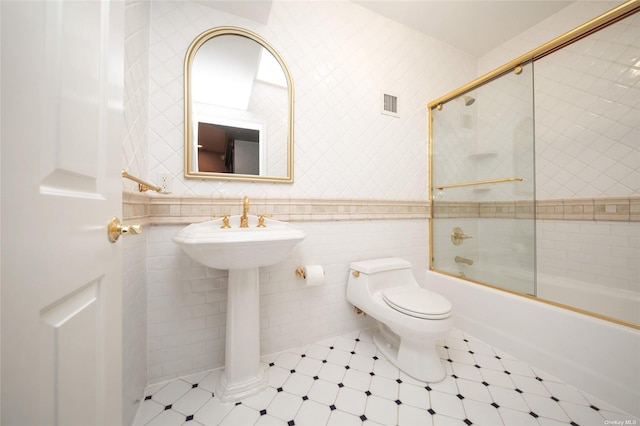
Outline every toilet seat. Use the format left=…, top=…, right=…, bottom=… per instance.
left=381, top=286, right=452, bottom=319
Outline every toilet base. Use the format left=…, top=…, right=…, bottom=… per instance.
left=373, top=324, right=447, bottom=383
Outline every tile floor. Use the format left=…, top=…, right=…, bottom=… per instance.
left=134, top=328, right=637, bottom=426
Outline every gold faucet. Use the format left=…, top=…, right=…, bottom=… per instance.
left=240, top=196, right=250, bottom=228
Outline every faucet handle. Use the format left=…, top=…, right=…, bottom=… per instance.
left=256, top=214, right=272, bottom=228
left=213, top=214, right=231, bottom=229
left=451, top=227, right=472, bottom=245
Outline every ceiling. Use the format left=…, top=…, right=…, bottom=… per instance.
left=353, top=1, right=577, bottom=57
left=201, top=0, right=589, bottom=57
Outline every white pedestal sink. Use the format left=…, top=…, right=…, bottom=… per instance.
left=173, top=214, right=305, bottom=401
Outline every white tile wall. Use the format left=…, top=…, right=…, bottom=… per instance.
left=122, top=232, right=149, bottom=425
left=432, top=217, right=536, bottom=295
left=432, top=3, right=639, bottom=324
left=123, top=1, right=151, bottom=424
left=124, top=1, right=639, bottom=418
left=537, top=219, right=640, bottom=294
left=123, top=0, right=151, bottom=191
left=534, top=11, right=640, bottom=199
left=143, top=0, right=473, bottom=384
left=479, top=1, right=639, bottom=200
left=146, top=219, right=429, bottom=383
left=147, top=1, right=476, bottom=199
left=431, top=63, right=535, bottom=203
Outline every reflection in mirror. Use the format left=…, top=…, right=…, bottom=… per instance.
left=184, top=27, right=294, bottom=182
left=196, top=122, right=260, bottom=174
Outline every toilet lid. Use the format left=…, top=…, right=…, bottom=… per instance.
left=381, top=286, right=452, bottom=320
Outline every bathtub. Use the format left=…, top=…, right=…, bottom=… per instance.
left=536, top=272, right=640, bottom=325
left=455, top=266, right=639, bottom=325
left=422, top=269, right=640, bottom=418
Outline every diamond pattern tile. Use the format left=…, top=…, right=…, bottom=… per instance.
left=123, top=1, right=151, bottom=192
left=146, top=1, right=476, bottom=199
left=133, top=328, right=637, bottom=425
left=535, top=11, right=640, bottom=199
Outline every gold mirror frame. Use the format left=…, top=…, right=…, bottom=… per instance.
left=184, top=27, right=294, bottom=183
left=427, top=1, right=640, bottom=330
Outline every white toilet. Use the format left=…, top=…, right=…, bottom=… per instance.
left=346, top=257, right=453, bottom=382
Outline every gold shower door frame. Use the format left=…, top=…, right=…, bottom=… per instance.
left=427, top=0, right=640, bottom=330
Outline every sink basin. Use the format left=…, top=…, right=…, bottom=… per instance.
left=173, top=215, right=306, bottom=270
left=173, top=214, right=305, bottom=402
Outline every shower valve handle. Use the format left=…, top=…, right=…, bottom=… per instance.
left=451, top=227, right=472, bottom=245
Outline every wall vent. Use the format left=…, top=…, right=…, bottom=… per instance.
left=381, top=93, right=399, bottom=117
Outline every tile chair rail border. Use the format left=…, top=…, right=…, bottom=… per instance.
left=122, top=192, right=429, bottom=225
left=123, top=192, right=640, bottom=225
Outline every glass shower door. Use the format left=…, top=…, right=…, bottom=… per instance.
left=430, top=63, right=536, bottom=295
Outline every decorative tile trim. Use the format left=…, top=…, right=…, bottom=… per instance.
left=435, top=197, right=638, bottom=221
left=538, top=197, right=636, bottom=221
left=122, top=191, right=152, bottom=225
left=594, top=197, right=631, bottom=221
left=631, top=197, right=640, bottom=222
left=433, top=202, right=480, bottom=218
left=123, top=192, right=640, bottom=223
left=123, top=191, right=429, bottom=224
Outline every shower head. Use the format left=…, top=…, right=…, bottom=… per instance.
left=463, top=95, right=476, bottom=106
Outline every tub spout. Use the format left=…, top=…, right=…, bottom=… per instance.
left=455, top=256, right=474, bottom=266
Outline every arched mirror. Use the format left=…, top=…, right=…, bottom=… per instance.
left=184, top=27, right=294, bottom=182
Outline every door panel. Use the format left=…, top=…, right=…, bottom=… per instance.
left=41, top=280, right=100, bottom=425
left=1, top=1, right=124, bottom=424
left=40, top=1, right=105, bottom=197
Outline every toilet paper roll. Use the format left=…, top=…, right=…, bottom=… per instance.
left=303, top=265, right=324, bottom=287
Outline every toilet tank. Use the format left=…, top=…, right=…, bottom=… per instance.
left=349, top=257, right=417, bottom=295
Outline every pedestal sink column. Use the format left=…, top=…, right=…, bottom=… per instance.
left=172, top=214, right=306, bottom=401
left=215, top=268, right=267, bottom=402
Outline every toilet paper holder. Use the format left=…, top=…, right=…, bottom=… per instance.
left=295, top=266, right=325, bottom=287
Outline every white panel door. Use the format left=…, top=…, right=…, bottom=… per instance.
left=1, top=1, right=124, bottom=424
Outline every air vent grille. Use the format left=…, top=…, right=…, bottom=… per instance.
left=382, top=93, right=399, bottom=117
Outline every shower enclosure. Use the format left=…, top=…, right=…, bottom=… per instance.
left=429, top=64, right=536, bottom=295
left=429, top=2, right=639, bottom=328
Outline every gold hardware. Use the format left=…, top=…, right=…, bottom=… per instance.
left=240, top=196, right=250, bottom=228
left=514, top=65, right=523, bottom=75
left=427, top=2, right=639, bottom=110
left=436, top=104, right=442, bottom=110
left=427, top=1, right=640, bottom=331
left=183, top=26, right=295, bottom=184
left=257, top=214, right=272, bottom=228
left=295, top=267, right=305, bottom=278
left=354, top=307, right=366, bottom=316
left=435, top=177, right=523, bottom=191
left=455, top=256, right=474, bottom=266
left=122, top=170, right=162, bottom=193
left=451, top=227, right=472, bottom=245
left=107, top=216, right=142, bottom=243
left=212, top=214, right=231, bottom=229
left=352, top=270, right=360, bottom=278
